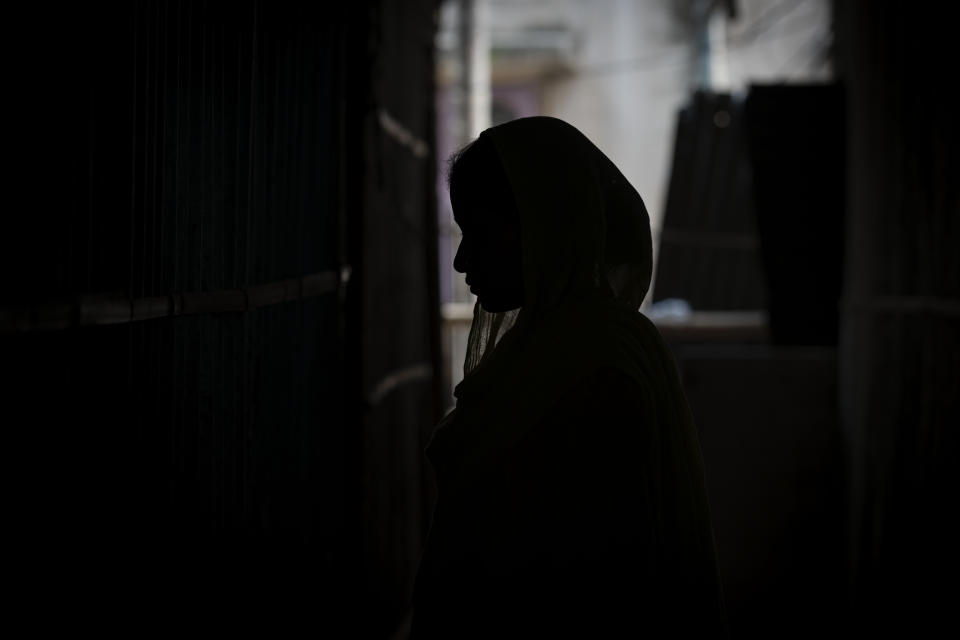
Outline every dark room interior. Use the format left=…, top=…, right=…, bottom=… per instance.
left=2, top=1, right=956, bottom=637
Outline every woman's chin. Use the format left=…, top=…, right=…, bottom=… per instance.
left=478, top=296, right=522, bottom=313
left=477, top=295, right=500, bottom=312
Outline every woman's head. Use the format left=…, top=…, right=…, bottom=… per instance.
left=448, top=134, right=525, bottom=313
left=454, top=118, right=651, bottom=314
left=449, top=117, right=653, bottom=379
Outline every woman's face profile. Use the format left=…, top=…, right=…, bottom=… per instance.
left=450, top=151, right=524, bottom=313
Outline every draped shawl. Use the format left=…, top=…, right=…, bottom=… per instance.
left=412, top=117, right=726, bottom=637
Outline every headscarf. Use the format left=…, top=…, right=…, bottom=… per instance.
left=423, top=116, right=724, bottom=630
left=430, top=116, right=670, bottom=488
left=457, top=116, right=652, bottom=382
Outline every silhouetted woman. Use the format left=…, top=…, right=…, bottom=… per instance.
left=410, top=117, right=726, bottom=638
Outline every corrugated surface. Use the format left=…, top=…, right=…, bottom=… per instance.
left=654, top=90, right=767, bottom=311
left=2, top=1, right=375, bottom=629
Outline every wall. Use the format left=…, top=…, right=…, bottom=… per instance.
left=2, top=2, right=441, bottom=635
left=835, top=1, right=959, bottom=634
left=359, top=1, right=443, bottom=637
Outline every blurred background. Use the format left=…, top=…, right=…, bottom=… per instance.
left=1, top=1, right=956, bottom=637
